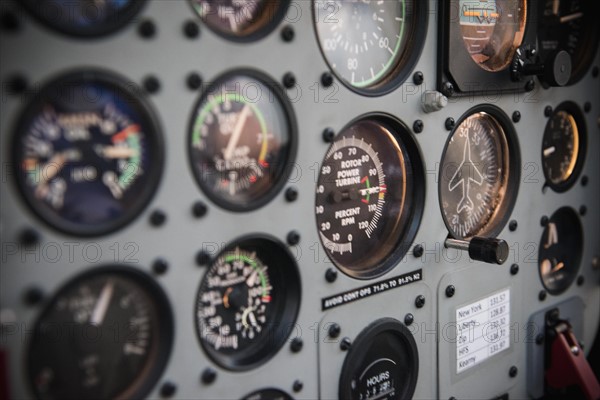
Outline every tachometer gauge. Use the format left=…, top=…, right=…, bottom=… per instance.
left=315, top=115, right=424, bottom=279
left=538, top=207, right=583, bottom=295
left=188, top=70, right=296, bottom=212
left=12, top=69, right=164, bottom=237
left=439, top=106, right=520, bottom=239
left=542, top=102, right=586, bottom=192
left=189, top=0, right=289, bottom=41
left=313, top=0, right=428, bottom=95
left=242, top=389, right=294, bottom=400
left=538, top=0, right=600, bottom=84
left=28, top=267, right=173, bottom=400
left=21, top=0, right=146, bottom=37
left=459, top=0, right=527, bottom=72
left=195, top=236, right=301, bottom=370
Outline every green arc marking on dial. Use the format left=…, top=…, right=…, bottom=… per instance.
left=224, top=253, right=269, bottom=296
left=119, top=134, right=141, bottom=187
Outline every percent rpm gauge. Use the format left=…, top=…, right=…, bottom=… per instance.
left=195, top=236, right=301, bottom=370
left=12, top=70, right=164, bottom=237
left=314, top=0, right=427, bottom=95
left=315, top=115, right=424, bottom=279
left=439, top=106, right=520, bottom=239
left=189, top=70, right=296, bottom=211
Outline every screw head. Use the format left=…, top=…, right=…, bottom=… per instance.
left=290, top=337, right=303, bottom=353
left=580, top=205, right=587, bottom=216
left=152, top=258, right=169, bottom=275
left=415, top=295, right=426, bottom=309
left=192, top=201, right=208, bottom=218
left=413, top=120, right=424, bottom=134
left=536, top=334, right=544, bottom=345
left=541, top=216, right=549, bottom=227
left=321, top=72, right=334, bottom=88
left=544, top=106, right=553, bottom=117
left=293, top=380, right=303, bottom=393
left=509, top=366, right=518, bottom=378
left=509, top=220, right=518, bottom=232
left=0, top=11, right=21, bottom=33
left=201, top=368, right=217, bottom=384
left=283, top=72, right=296, bottom=89
left=525, top=80, right=535, bottom=92
left=20, top=228, right=40, bottom=247
left=512, top=111, right=521, bottom=123
left=150, top=210, right=167, bottom=227
left=23, top=287, right=44, bottom=307
left=445, top=117, right=455, bottom=131
left=584, top=102, right=592, bottom=113
left=328, top=323, right=341, bottom=338
left=413, top=244, right=424, bottom=258
left=7, top=74, right=28, bottom=95
left=413, top=71, right=424, bottom=85
left=442, top=81, right=455, bottom=97
left=592, top=66, right=599, bottom=78
left=325, top=268, right=338, bottom=283
left=510, top=264, right=519, bottom=276
left=581, top=176, right=589, bottom=187
left=577, top=275, right=584, bottom=286
left=160, top=381, right=177, bottom=397
left=404, top=313, right=414, bottom=326
left=143, top=76, right=161, bottom=94
left=281, top=25, right=295, bottom=42
left=285, top=187, right=298, bottom=202
left=183, top=20, right=200, bottom=38
left=287, top=231, right=301, bottom=246
left=322, top=128, right=335, bottom=143
left=446, top=285, right=455, bottom=298
left=186, top=72, right=202, bottom=90
left=539, top=290, right=547, bottom=301
left=196, top=251, right=211, bottom=267
left=340, top=337, right=352, bottom=351
left=138, top=19, right=156, bottom=39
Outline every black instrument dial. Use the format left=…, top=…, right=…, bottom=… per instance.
left=195, top=236, right=301, bottom=370
left=242, top=389, right=294, bottom=400
left=28, top=267, right=173, bottom=400
left=538, top=207, right=583, bottom=295
left=439, top=107, right=519, bottom=239
left=315, top=115, right=424, bottom=279
left=188, top=70, right=296, bottom=212
left=21, top=0, right=146, bottom=37
left=538, top=0, right=600, bottom=84
left=12, top=70, right=164, bottom=237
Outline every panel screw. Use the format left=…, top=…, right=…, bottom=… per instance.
left=442, top=81, right=455, bottom=97
left=186, top=72, right=202, bottom=91
left=413, top=244, right=424, bottom=258
left=183, top=20, right=200, bottom=38
left=445, top=117, right=455, bottom=131
left=201, top=368, right=217, bottom=384
left=152, top=258, right=169, bottom=275
left=584, top=102, right=591, bottom=113
left=192, top=201, right=208, bottom=218
left=281, top=25, right=295, bottom=42
left=577, top=276, right=584, bottom=286
left=539, top=290, right=547, bottom=301
left=536, top=334, right=544, bottom=345
left=23, top=287, right=44, bottom=306
left=446, top=285, right=455, bottom=298
left=580, top=205, right=587, bottom=216
left=20, top=228, right=40, bottom=247
left=415, top=295, right=426, bottom=308
left=325, top=268, right=338, bottom=283
left=143, top=75, right=161, bottom=94
left=321, top=72, right=334, bottom=88
left=509, top=220, right=518, bottom=232
left=287, top=231, right=301, bottom=246
left=525, top=80, right=535, bottom=92
left=138, top=19, right=156, bottom=39
left=293, top=380, right=303, bottom=392
left=340, top=337, right=352, bottom=351
left=160, top=381, right=177, bottom=397
left=512, top=111, right=521, bottom=123
left=328, top=323, right=341, bottom=338
left=0, top=11, right=21, bottom=33
left=404, top=313, right=414, bottom=326
left=7, top=74, right=28, bottom=95
left=322, top=128, right=335, bottom=143
left=150, top=210, right=167, bottom=227
left=544, top=106, right=553, bottom=117
left=413, top=71, right=424, bottom=85
left=285, top=187, right=298, bottom=202
left=581, top=176, right=588, bottom=187
left=283, top=72, right=296, bottom=89
left=413, top=120, right=424, bottom=134
left=592, top=66, right=599, bottom=78
left=509, top=366, right=518, bottom=378
left=290, top=337, right=303, bottom=353
left=196, top=251, right=211, bottom=267
left=510, top=264, right=519, bottom=276
left=541, top=216, right=549, bottom=227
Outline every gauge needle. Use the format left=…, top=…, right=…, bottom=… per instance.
left=552, top=0, right=560, bottom=16
left=97, top=146, right=139, bottom=159
left=223, top=287, right=233, bottom=309
left=37, top=153, right=67, bottom=186
left=90, top=280, right=114, bottom=326
left=552, top=262, right=565, bottom=273
left=224, top=104, right=251, bottom=161
left=560, top=12, right=583, bottom=23
left=543, top=146, right=556, bottom=157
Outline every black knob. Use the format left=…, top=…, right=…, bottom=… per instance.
left=512, top=49, right=572, bottom=87
left=468, top=237, right=509, bottom=265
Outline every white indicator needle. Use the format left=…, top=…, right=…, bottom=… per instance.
left=224, top=104, right=251, bottom=161
left=90, top=280, right=114, bottom=326
left=99, top=146, right=138, bottom=159
left=552, top=0, right=560, bottom=16
left=544, top=146, right=556, bottom=157
left=560, top=12, right=583, bottom=23
left=38, top=153, right=67, bottom=186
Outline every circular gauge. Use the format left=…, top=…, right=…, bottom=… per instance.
left=195, top=236, right=301, bottom=371
left=21, top=0, right=146, bottom=37
left=12, top=69, right=164, bottom=237
left=339, top=318, right=418, bottom=400
left=315, top=114, right=424, bottom=279
left=189, top=0, right=289, bottom=42
left=28, top=267, right=173, bottom=400
left=188, top=70, right=296, bottom=212
left=538, top=0, right=600, bottom=84
left=538, top=207, right=583, bottom=295
left=242, top=389, right=294, bottom=400
left=313, top=0, right=428, bottom=95
left=459, top=0, right=527, bottom=72
left=542, top=102, right=586, bottom=192
left=439, top=106, right=520, bottom=239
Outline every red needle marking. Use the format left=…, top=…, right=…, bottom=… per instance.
left=112, top=124, right=140, bottom=143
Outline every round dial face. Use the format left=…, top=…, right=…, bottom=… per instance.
left=542, top=110, right=580, bottom=187
left=189, top=71, right=296, bottom=211
left=22, top=0, right=146, bottom=37
left=315, top=117, right=423, bottom=279
left=195, top=237, right=301, bottom=370
left=538, top=207, right=583, bottom=295
left=538, top=0, right=600, bottom=84
left=190, top=0, right=288, bottom=41
left=439, top=111, right=511, bottom=239
left=242, top=389, right=294, bottom=400
left=28, top=268, right=173, bottom=400
left=13, top=70, right=163, bottom=237
left=314, top=0, right=422, bottom=93
left=339, top=319, right=418, bottom=400
left=459, top=0, right=527, bottom=72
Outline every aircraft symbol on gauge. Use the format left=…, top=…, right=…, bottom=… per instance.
left=448, top=135, right=485, bottom=213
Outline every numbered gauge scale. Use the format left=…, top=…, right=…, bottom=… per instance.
left=315, top=115, right=424, bottom=279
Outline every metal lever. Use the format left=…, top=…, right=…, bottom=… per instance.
left=445, top=237, right=509, bottom=265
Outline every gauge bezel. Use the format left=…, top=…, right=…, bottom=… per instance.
left=10, top=68, right=165, bottom=237
left=194, top=234, right=302, bottom=371
left=187, top=68, right=298, bottom=212
left=438, top=104, right=521, bottom=240
left=26, top=265, right=174, bottom=400
left=542, top=101, right=587, bottom=193
left=20, top=0, right=147, bottom=38
left=537, top=207, right=583, bottom=295
left=312, top=0, right=429, bottom=97
left=189, top=0, right=290, bottom=43
left=338, top=318, right=419, bottom=400
left=315, top=113, right=425, bottom=280
left=241, top=388, right=294, bottom=400
left=438, top=0, right=537, bottom=96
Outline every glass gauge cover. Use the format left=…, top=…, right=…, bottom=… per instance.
left=190, top=0, right=289, bottom=41
left=189, top=70, right=296, bottom=212
left=542, top=102, right=586, bottom=192
left=242, top=389, right=294, bottom=400
left=439, top=106, right=520, bottom=239
left=12, top=69, right=164, bottom=237
left=538, top=207, right=583, bottom=295
left=195, top=236, right=301, bottom=371
left=28, top=267, right=173, bottom=400
left=339, top=318, right=418, bottom=400
left=315, top=115, right=424, bottom=279
left=314, top=0, right=428, bottom=95
left=459, top=0, right=527, bottom=72
left=21, top=0, right=146, bottom=37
